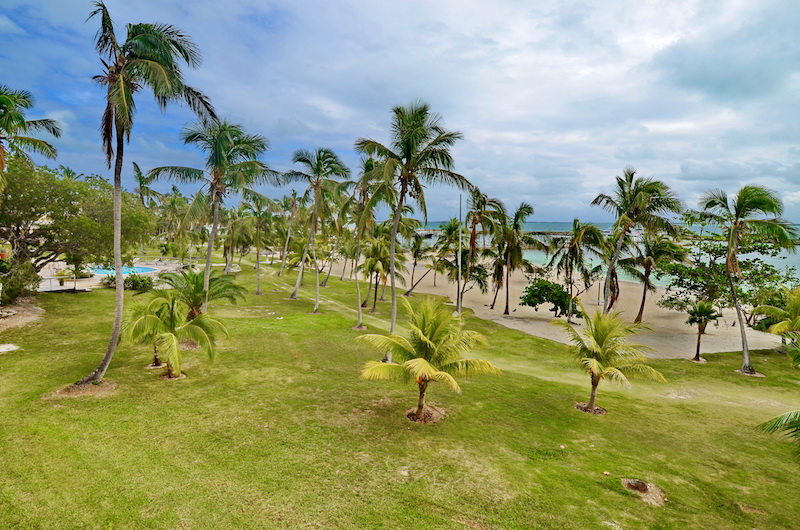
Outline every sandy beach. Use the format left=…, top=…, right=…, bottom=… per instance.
left=344, top=259, right=780, bottom=360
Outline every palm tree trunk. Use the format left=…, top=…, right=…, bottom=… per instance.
left=290, top=231, right=311, bottom=299
left=320, top=258, right=334, bottom=286
left=388, top=195, right=405, bottom=339
left=152, top=345, right=161, bottom=367
left=76, top=131, right=125, bottom=385
left=415, top=380, right=428, bottom=419
left=379, top=280, right=387, bottom=301
left=503, top=257, right=511, bottom=315
left=567, top=267, right=574, bottom=323
left=353, top=239, right=366, bottom=329
left=587, top=377, right=599, bottom=411
left=311, top=223, right=320, bottom=313
left=339, top=257, right=349, bottom=281
left=278, top=213, right=294, bottom=277
left=490, top=281, right=501, bottom=310
left=201, top=195, right=221, bottom=314
left=728, top=271, right=754, bottom=373
left=410, top=259, right=417, bottom=288
left=371, top=272, right=379, bottom=313
left=635, top=270, right=650, bottom=323
left=404, top=265, right=434, bottom=296
left=604, top=228, right=629, bottom=313
left=693, top=327, right=703, bottom=362
left=255, top=226, right=262, bottom=295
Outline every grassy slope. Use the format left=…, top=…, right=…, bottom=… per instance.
left=0, top=259, right=798, bottom=529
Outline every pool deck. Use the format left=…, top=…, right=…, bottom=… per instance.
left=36, top=260, right=182, bottom=292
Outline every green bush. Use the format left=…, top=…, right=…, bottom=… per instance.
left=520, top=278, right=582, bottom=318
left=101, top=273, right=154, bottom=292
left=1, top=261, right=41, bottom=304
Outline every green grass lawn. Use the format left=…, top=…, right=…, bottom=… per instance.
left=1, top=258, right=798, bottom=528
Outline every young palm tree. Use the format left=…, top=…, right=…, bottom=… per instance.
left=591, top=167, right=682, bottom=313
left=555, top=302, right=665, bottom=412
left=0, top=85, right=62, bottom=176
left=159, top=268, right=246, bottom=321
left=283, top=148, right=350, bottom=313
left=700, top=185, right=797, bottom=374
left=150, top=119, right=275, bottom=312
left=758, top=410, right=800, bottom=457
left=124, top=291, right=228, bottom=378
left=78, top=1, right=215, bottom=385
left=495, top=203, right=543, bottom=315
left=359, top=297, right=500, bottom=421
left=686, top=300, right=722, bottom=362
left=355, top=101, right=472, bottom=337
left=547, top=218, right=604, bottom=323
left=622, top=232, right=687, bottom=323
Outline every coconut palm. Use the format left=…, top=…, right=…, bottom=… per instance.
left=466, top=189, right=505, bottom=279
left=241, top=190, right=273, bottom=295
left=622, top=232, right=687, bottom=323
left=355, top=101, right=472, bottom=337
left=494, top=202, right=544, bottom=315
left=700, top=185, right=797, bottom=374
left=277, top=191, right=299, bottom=277
left=547, top=219, right=604, bottom=323
left=591, top=167, right=683, bottom=313
left=758, top=410, right=800, bottom=457
left=124, top=291, right=228, bottom=378
left=283, top=148, right=350, bottom=312
left=159, top=268, right=246, bottom=321
left=78, top=1, right=215, bottom=385
left=132, top=161, right=163, bottom=208
left=754, top=286, right=800, bottom=367
left=150, top=119, right=276, bottom=313
left=555, top=302, right=665, bottom=412
left=686, top=300, right=723, bottom=362
left=0, top=85, right=62, bottom=176
left=359, top=297, right=500, bottom=421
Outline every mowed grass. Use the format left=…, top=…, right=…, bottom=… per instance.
left=1, top=258, right=799, bottom=528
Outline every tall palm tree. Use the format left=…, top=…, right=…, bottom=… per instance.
left=547, top=218, right=604, bottom=323
left=360, top=297, right=500, bottom=421
left=78, top=1, right=215, bottom=385
left=622, top=232, right=687, bottom=323
left=277, top=190, right=299, bottom=277
left=700, top=185, right=797, bottom=374
left=466, top=189, right=505, bottom=280
left=686, top=300, right=722, bottom=362
left=495, top=202, right=543, bottom=315
left=150, top=119, right=275, bottom=313
left=0, top=85, right=62, bottom=176
left=241, top=191, right=273, bottom=295
left=555, top=302, right=665, bottom=412
left=591, top=167, right=682, bottom=313
left=283, top=148, right=350, bottom=313
left=355, top=101, right=472, bottom=338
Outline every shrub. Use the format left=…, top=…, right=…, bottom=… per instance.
left=102, top=273, right=154, bottom=292
left=520, top=278, right=582, bottom=318
left=1, top=261, right=41, bottom=304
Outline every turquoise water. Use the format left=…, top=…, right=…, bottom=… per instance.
left=92, top=266, right=157, bottom=275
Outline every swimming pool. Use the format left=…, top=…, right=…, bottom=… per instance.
left=92, top=266, right=157, bottom=276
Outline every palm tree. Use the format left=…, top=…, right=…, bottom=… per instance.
left=283, top=148, right=350, bottom=313
left=555, top=302, right=665, bottom=413
left=277, top=191, right=299, bottom=277
left=686, top=300, right=722, bottom=362
left=0, top=85, right=62, bottom=175
left=150, top=119, right=275, bottom=313
left=132, top=162, right=163, bottom=208
left=700, top=185, right=797, bottom=374
left=758, top=410, right=800, bottom=457
left=355, top=101, right=472, bottom=338
left=241, top=191, right=272, bottom=295
left=754, top=286, right=800, bottom=367
left=359, top=298, right=500, bottom=421
left=591, top=167, right=682, bottom=313
left=159, top=268, right=246, bottom=321
left=78, top=1, right=215, bottom=385
left=622, top=232, right=687, bottom=323
left=466, top=189, right=505, bottom=280
left=124, top=291, right=227, bottom=378
left=547, top=218, right=604, bottom=323
left=495, top=203, right=542, bottom=315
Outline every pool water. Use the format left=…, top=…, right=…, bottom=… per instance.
left=92, top=266, right=157, bottom=276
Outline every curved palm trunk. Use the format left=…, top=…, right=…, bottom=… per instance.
left=278, top=214, right=294, bottom=277
left=255, top=225, right=262, bottom=295
left=693, top=323, right=706, bottom=361
left=320, top=257, right=334, bottom=286
left=490, top=281, right=501, bottom=310
left=727, top=271, right=754, bottom=373
left=353, top=240, right=366, bottom=329
left=77, top=132, right=126, bottom=384
left=634, top=269, right=651, bottom=323
left=289, top=230, right=310, bottom=299
left=415, top=380, right=428, bottom=419
left=405, top=264, right=435, bottom=296
left=371, top=272, right=379, bottom=313
left=604, top=228, right=629, bottom=313
left=587, top=376, right=599, bottom=411
left=503, top=257, right=511, bottom=315
left=339, top=257, right=349, bottom=281
left=311, top=223, right=320, bottom=313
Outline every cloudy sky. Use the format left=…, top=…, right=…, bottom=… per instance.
left=3, top=0, right=799, bottom=222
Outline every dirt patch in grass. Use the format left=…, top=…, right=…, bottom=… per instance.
left=47, top=381, right=118, bottom=399
left=0, top=297, right=44, bottom=334
left=406, top=405, right=446, bottom=423
left=739, top=504, right=767, bottom=515
left=621, top=478, right=667, bottom=506
left=575, top=402, right=607, bottom=415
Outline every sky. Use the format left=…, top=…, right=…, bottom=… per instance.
left=3, top=0, right=800, bottom=222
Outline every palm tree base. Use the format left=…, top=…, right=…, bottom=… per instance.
left=735, top=369, right=766, bottom=378
left=574, top=402, right=607, bottom=415
left=143, top=363, right=164, bottom=370
left=406, top=405, right=446, bottom=423
left=351, top=325, right=368, bottom=330
left=689, top=357, right=707, bottom=364
left=162, top=372, right=187, bottom=380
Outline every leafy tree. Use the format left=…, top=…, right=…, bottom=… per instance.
left=79, top=1, right=215, bottom=385
left=124, top=291, right=228, bottom=378
left=591, top=167, right=682, bottom=313
left=520, top=278, right=582, bottom=318
left=758, top=410, right=800, bottom=458
left=359, top=298, right=499, bottom=421
left=555, top=302, right=665, bottom=412
left=355, top=101, right=472, bottom=339
left=0, top=85, right=62, bottom=176
left=686, top=301, right=722, bottom=362
left=158, top=268, right=246, bottom=321
left=700, top=185, right=797, bottom=375
left=150, top=119, right=275, bottom=313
